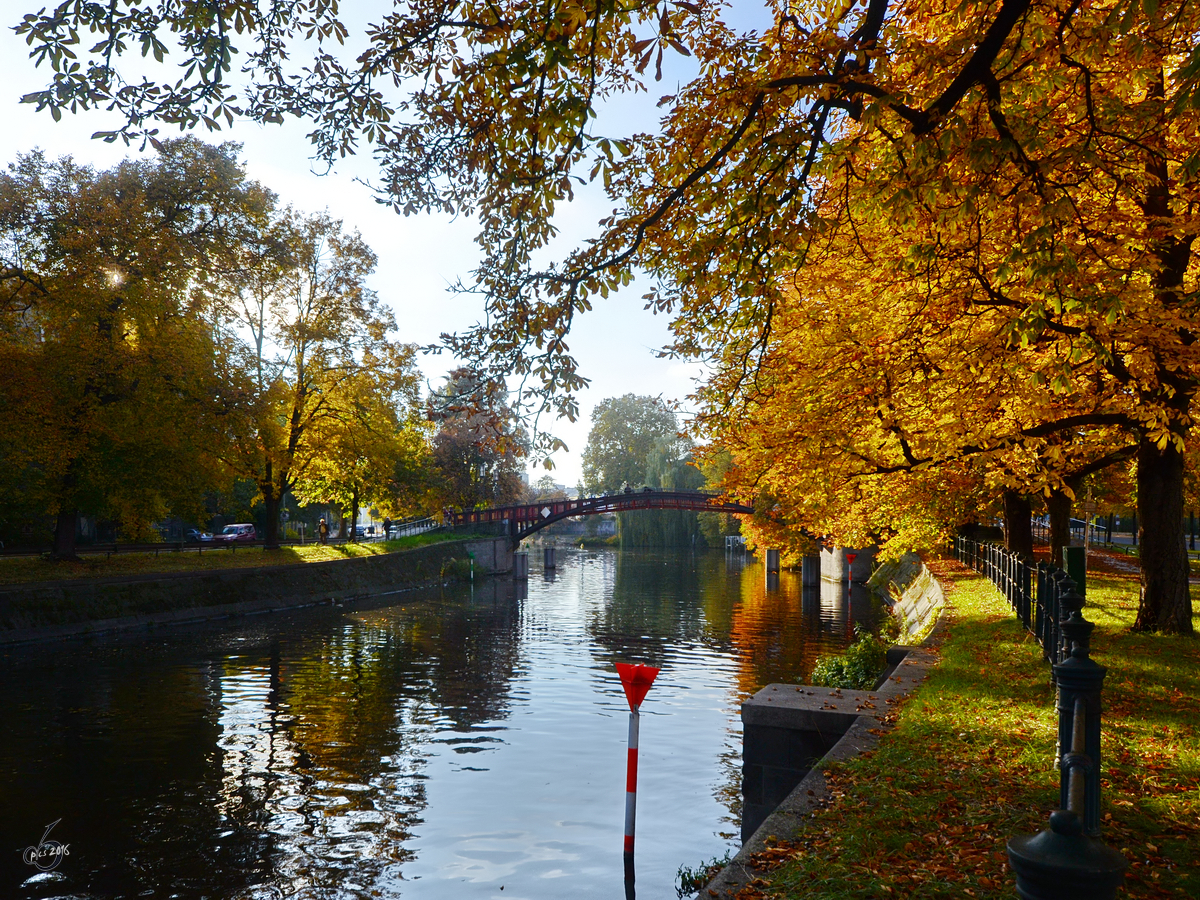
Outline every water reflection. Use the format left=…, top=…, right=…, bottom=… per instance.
left=1, top=549, right=879, bottom=900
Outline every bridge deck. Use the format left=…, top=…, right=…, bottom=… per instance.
left=451, top=490, right=753, bottom=542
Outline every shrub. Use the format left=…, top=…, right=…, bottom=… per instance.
left=808, top=625, right=890, bottom=690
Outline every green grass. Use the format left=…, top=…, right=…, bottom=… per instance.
left=0, top=532, right=463, bottom=586
left=731, top=562, right=1199, bottom=900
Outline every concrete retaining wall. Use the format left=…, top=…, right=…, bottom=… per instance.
left=740, top=645, right=914, bottom=841
left=868, top=552, right=946, bottom=641
left=0, top=537, right=511, bottom=645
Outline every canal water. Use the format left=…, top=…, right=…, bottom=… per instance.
left=1, top=548, right=878, bottom=900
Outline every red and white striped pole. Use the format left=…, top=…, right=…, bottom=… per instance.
left=615, top=662, right=659, bottom=883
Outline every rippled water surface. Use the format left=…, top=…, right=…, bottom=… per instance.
left=1, top=548, right=877, bottom=899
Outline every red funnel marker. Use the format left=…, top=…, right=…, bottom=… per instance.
left=616, top=663, right=659, bottom=711
left=615, top=663, right=659, bottom=877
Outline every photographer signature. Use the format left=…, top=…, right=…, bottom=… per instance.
left=23, top=819, right=69, bottom=872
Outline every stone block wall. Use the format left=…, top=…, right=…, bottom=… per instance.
left=0, top=537, right=512, bottom=643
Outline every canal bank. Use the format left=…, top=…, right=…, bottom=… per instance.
left=0, top=536, right=511, bottom=644
left=704, top=553, right=947, bottom=898
left=695, top=561, right=1199, bottom=899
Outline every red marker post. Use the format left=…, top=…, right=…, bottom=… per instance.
left=615, top=661, right=659, bottom=887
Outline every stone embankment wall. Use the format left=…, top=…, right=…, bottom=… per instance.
left=0, top=537, right=511, bottom=645
left=868, top=552, right=946, bottom=642
left=705, top=554, right=946, bottom=899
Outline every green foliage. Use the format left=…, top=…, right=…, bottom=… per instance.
left=676, top=851, right=733, bottom=897
left=580, top=395, right=709, bottom=547
left=807, top=626, right=890, bottom=691
left=581, top=395, right=681, bottom=494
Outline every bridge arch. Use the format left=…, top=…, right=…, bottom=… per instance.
left=450, top=490, right=754, bottom=544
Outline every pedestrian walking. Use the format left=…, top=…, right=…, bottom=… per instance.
left=319, top=518, right=329, bottom=545
left=383, top=517, right=392, bottom=540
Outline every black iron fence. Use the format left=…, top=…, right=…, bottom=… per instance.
left=954, top=536, right=1081, bottom=668
left=955, top=537, right=1126, bottom=896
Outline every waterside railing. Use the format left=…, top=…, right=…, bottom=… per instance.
left=954, top=537, right=1127, bottom=898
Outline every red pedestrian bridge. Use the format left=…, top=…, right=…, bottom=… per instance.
left=450, top=490, right=754, bottom=543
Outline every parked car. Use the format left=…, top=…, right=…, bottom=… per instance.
left=215, top=524, right=257, bottom=543
left=186, top=529, right=213, bottom=542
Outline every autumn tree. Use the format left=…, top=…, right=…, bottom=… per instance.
left=0, top=139, right=264, bottom=556
left=210, top=209, right=405, bottom=548
left=292, top=344, right=425, bottom=539
left=427, top=368, right=528, bottom=512
left=19, top=1, right=1200, bottom=632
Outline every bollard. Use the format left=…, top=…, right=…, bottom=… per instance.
left=1007, top=809, right=1127, bottom=900
left=513, top=551, right=528, bottom=580
left=1008, top=587, right=1125, bottom=900
left=544, top=546, right=556, bottom=569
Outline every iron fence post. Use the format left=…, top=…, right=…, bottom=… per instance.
left=1009, top=593, right=1124, bottom=900
left=1015, top=555, right=1029, bottom=630
left=1036, top=562, right=1051, bottom=660
left=1055, top=604, right=1104, bottom=836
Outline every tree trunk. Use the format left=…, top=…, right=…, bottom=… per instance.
left=52, top=508, right=79, bottom=560
left=1134, top=437, right=1193, bottom=634
left=1047, top=490, right=1072, bottom=568
left=261, top=492, right=282, bottom=550
left=1003, top=491, right=1034, bottom=557
left=350, top=487, right=360, bottom=542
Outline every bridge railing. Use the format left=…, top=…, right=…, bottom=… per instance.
left=387, top=516, right=438, bottom=539
left=450, top=490, right=752, bottom=530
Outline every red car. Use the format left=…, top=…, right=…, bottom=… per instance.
left=215, top=523, right=257, bottom=543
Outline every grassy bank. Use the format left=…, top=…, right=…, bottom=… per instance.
left=0, top=532, right=460, bottom=587
left=720, top=561, right=1198, bottom=900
